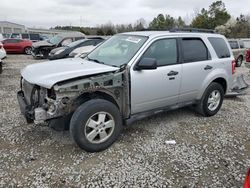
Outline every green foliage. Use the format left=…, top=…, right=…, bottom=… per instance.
left=96, top=29, right=105, bottom=35
left=149, top=14, right=175, bottom=29
left=106, top=29, right=115, bottom=36
left=191, top=1, right=231, bottom=29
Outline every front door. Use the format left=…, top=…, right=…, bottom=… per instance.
left=130, top=38, right=182, bottom=114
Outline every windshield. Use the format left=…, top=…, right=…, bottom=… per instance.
left=49, top=36, right=63, bottom=45
left=67, top=39, right=85, bottom=48
left=87, top=35, right=148, bottom=67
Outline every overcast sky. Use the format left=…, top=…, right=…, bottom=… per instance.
left=0, top=0, right=249, bottom=28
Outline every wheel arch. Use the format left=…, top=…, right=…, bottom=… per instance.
left=197, top=71, right=229, bottom=100
left=74, top=90, right=120, bottom=111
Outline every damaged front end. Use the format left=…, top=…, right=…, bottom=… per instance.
left=17, top=71, right=127, bottom=124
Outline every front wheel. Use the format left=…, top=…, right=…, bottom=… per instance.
left=196, top=82, right=224, bottom=117
left=24, top=47, right=32, bottom=55
left=70, top=99, right=123, bottom=152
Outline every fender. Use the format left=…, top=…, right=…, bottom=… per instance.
left=196, top=68, right=229, bottom=100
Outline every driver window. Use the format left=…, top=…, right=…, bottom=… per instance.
left=142, top=39, right=177, bottom=66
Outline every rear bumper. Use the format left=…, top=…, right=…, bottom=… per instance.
left=17, top=91, right=34, bottom=123
left=226, top=74, right=249, bottom=97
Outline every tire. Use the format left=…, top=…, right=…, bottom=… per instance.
left=24, top=47, right=32, bottom=55
left=70, top=99, right=123, bottom=152
left=41, top=50, right=49, bottom=59
left=196, top=82, right=224, bottom=117
left=236, top=56, right=243, bottom=67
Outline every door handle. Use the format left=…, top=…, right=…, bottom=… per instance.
left=204, top=65, right=213, bottom=70
left=167, top=71, right=179, bottom=76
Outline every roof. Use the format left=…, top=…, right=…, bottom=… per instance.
left=121, top=31, right=223, bottom=39
left=0, top=21, right=25, bottom=27
left=57, top=32, right=85, bottom=38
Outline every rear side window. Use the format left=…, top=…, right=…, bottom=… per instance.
left=209, top=37, right=230, bottom=58
left=30, top=34, right=40, bottom=40
left=228, top=41, right=239, bottom=49
left=239, top=40, right=245, bottom=48
left=22, top=34, right=29, bottom=39
left=182, top=38, right=210, bottom=63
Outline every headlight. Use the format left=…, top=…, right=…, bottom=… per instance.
left=55, top=49, right=65, bottom=55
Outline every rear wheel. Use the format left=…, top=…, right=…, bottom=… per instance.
left=24, top=47, right=32, bottom=55
left=70, top=99, right=123, bottom=152
left=236, top=56, right=243, bottom=67
left=196, top=82, right=224, bottom=117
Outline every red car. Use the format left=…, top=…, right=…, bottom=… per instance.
left=244, top=168, right=250, bottom=188
left=246, top=49, right=250, bottom=62
left=2, top=39, right=32, bottom=55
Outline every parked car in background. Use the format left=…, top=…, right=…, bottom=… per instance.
left=0, top=42, right=7, bottom=59
left=18, top=31, right=238, bottom=152
left=241, top=38, right=250, bottom=62
left=0, top=41, right=7, bottom=73
left=228, top=39, right=246, bottom=67
left=2, top=39, right=32, bottom=54
left=31, top=32, right=85, bottom=59
left=244, top=168, right=250, bottom=188
left=10, top=33, right=43, bottom=42
left=48, top=38, right=104, bottom=60
left=69, top=45, right=97, bottom=58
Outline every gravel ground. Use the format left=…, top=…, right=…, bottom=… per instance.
left=0, top=55, right=250, bottom=187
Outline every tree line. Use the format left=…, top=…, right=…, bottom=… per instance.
left=53, top=1, right=250, bottom=38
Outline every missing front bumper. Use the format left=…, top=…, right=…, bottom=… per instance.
left=17, top=91, right=34, bottom=123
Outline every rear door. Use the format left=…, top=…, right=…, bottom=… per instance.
left=179, top=37, right=213, bottom=102
left=130, top=38, right=182, bottom=114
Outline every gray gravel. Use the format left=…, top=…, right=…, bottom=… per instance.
left=0, top=55, right=250, bottom=187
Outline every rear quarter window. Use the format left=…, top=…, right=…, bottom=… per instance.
left=182, top=38, right=210, bottom=63
left=208, top=37, right=231, bottom=59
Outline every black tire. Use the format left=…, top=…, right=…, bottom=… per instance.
left=196, top=82, right=224, bottom=117
left=236, top=56, right=243, bottom=67
left=70, top=99, right=123, bottom=152
left=41, top=50, right=49, bottom=59
left=24, top=47, right=32, bottom=55
left=49, top=113, right=73, bottom=131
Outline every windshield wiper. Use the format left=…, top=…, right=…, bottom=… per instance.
left=87, top=57, right=104, bottom=64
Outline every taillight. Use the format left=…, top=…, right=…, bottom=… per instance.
left=232, top=60, right=236, bottom=74
left=244, top=169, right=250, bottom=188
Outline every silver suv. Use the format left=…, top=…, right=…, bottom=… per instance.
left=17, top=31, right=236, bottom=152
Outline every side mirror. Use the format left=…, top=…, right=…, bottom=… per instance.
left=135, top=58, right=157, bottom=70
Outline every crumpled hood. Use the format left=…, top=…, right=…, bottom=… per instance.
left=32, top=40, right=54, bottom=48
left=21, top=58, right=119, bottom=89
left=50, top=47, right=67, bottom=54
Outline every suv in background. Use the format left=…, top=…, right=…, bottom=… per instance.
left=31, top=32, right=85, bottom=59
left=10, top=33, right=43, bottom=42
left=17, top=31, right=235, bottom=152
left=228, top=39, right=246, bottom=67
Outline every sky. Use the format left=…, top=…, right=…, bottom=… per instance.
left=0, top=0, right=249, bottom=28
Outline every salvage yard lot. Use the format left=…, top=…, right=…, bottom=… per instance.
left=0, top=55, right=250, bottom=187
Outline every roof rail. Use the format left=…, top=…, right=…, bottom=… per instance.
left=169, top=28, right=216, bottom=33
